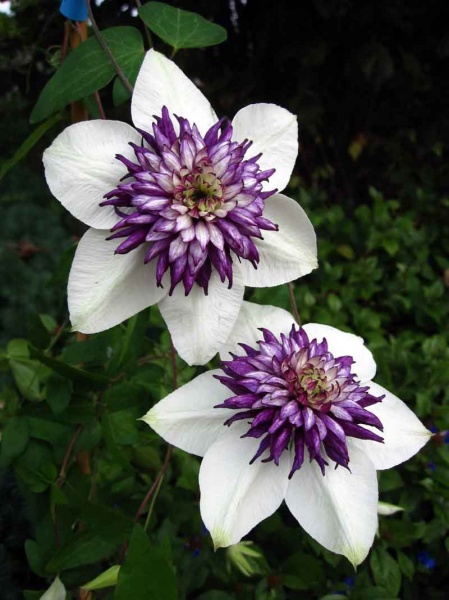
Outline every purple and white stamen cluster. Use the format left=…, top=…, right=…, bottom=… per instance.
left=101, top=107, right=278, bottom=295
left=215, top=326, right=385, bottom=478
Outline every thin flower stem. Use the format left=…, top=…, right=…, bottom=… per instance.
left=143, top=471, right=165, bottom=531
left=94, top=91, right=106, bottom=119
left=134, top=0, right=153, bottom=47
left=119, top=444, right=173, bottom=563
left=86, top=0, right=133, bottom=93
left=45, top=319, right=68, bottom=353
left=170, top=336, right=178, bottom=389
left=57, top=425, right=84, bottom=485
left=287, top=281, right=301, bottom=326
left=53, top=424, right=84, bottom=547
left=61, top=21, right=70, bottom=62
left=135, top=444, right=173, bottom=524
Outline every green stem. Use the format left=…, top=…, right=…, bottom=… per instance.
left=134, top=0, right=153, bottom=47
left=287, top=281, right=301, bottom=326
left=86, top=0, right=133, bottom=93
left=144, top=471, right=165, bottom=531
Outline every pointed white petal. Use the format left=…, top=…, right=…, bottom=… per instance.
left=219, top=301, right=295, bottom=359
left=158, top=269, right=244, bottom=365
left=132, top=49, right=217, bottom=135
left=302, top=323, right=377, bottom=382
left=350, top=382, right=432, bottom=469
left=40, top=576, right=66, bottom=600
left=238, top=194, right=317, bottom=288
left=68, top=228, right=168, bottom=333
left=43, top=120, right=141, bottom=229
left=142, top=371, right=231, bottom=457
left=286, top=446, right=378, bottom=567
left=199, top=423, right=291, bottom=548
left=232, top=103, right=298, bottom=193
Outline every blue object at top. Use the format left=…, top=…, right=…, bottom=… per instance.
left=60, top=0, right=88, bottom=22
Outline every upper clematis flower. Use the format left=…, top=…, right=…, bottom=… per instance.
left=142, top=302, right=431, bottom=566
left=43, top=49, right=317, bottom=365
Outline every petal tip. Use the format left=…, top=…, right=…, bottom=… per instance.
left=211, top=528, right=233, bottom=550
left=345, top=544, right=370, bottom=569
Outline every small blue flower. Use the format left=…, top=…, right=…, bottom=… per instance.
left=417, top=550, right=436, bottom=570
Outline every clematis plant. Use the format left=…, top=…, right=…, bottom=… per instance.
left=142, top=301, right=431, bottom=566
left=43, top=49, right=317, bottom=365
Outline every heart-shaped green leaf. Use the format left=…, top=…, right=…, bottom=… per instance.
left=138, top=2, right=227, bottom=50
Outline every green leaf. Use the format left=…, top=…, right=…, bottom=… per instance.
left=0, top=113, right=61, bottom=180
left=25, top=539, right=46, bottom=577
left=107, top=312, right=148, bottom=375
left=101, top=412, right=134, bottom=471
left=396, top=549, right=415, bottom=579
left=30, top=346, right=110, bottom=387
left=7, top=339, right=49, bottom=401
left=81, top=565, right=120, bottom=590
left=357, top=587, right=397, bottom=600
left=46, top=372, right=73, bottom=414
left=138, top=2, right=227, bottom=50
left=196, top=593, right=234, bottom=600
left=107, top=407, right=141, bottom=445
left=0, top=416, right=29, bottom=466
left=46, top=531, right=117, bottom=572
left=30, top=26, right=144, bottom=123
left=79, top=502, right=134, bottom=544
left=27, top=417, right=73, bottom=446
left=23, top=593, right=43, bottom=600
left=370, top=547, right=402, bottom=596
left=115, top=524, right=177, bottom=600
left=14, top=441, right=58, bottom=493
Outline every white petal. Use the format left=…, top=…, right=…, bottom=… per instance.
left=40, top=576, right=66, bottom=600
left=158, top=269, right=244, bottom=365
left=285, top=446, right=378, bottom=567
left=199, top=423, right=291, bottom=548
left=131, top=49, right=217, bottom=135
left=141, top=371, right=231, bottom=457
left=302, top=323, right=377, bottom=382
left=350, top=382, right=432, bottom=470
left=68, top=228, right=168, bottom=333
left=238, top=194, right=317, bottom=288
left=232, top=103, right=298, bottom=193
left=43, top=120, right=141, bottom=229
left=219, top=301, right=295, bottom=359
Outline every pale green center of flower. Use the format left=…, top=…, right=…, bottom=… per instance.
left=178, top=165, right=224, bottom=215
left=297, top=366, right=328, bottom=406
left=282, top=354, right=331, bottom=408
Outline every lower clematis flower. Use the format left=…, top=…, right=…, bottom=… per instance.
left=43, top=49, right=317, bottom=365
left=142, top=302, right=431, bottom=566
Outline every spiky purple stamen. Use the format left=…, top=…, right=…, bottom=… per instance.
left=101, top=107, right=278, bottom=295
left=215, top=326, right=385, bottom=478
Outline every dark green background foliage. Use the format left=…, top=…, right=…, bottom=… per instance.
left=1, top=0, right=448, bottom=598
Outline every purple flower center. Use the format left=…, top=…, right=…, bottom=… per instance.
left=215, top=326, right=385, bottom=478
left=101, top=107, right=278, bottom=295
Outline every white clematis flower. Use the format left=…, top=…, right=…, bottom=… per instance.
left=43, top=49, right=317, bottom=365
left=142, top=301, right=431, bottom=566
